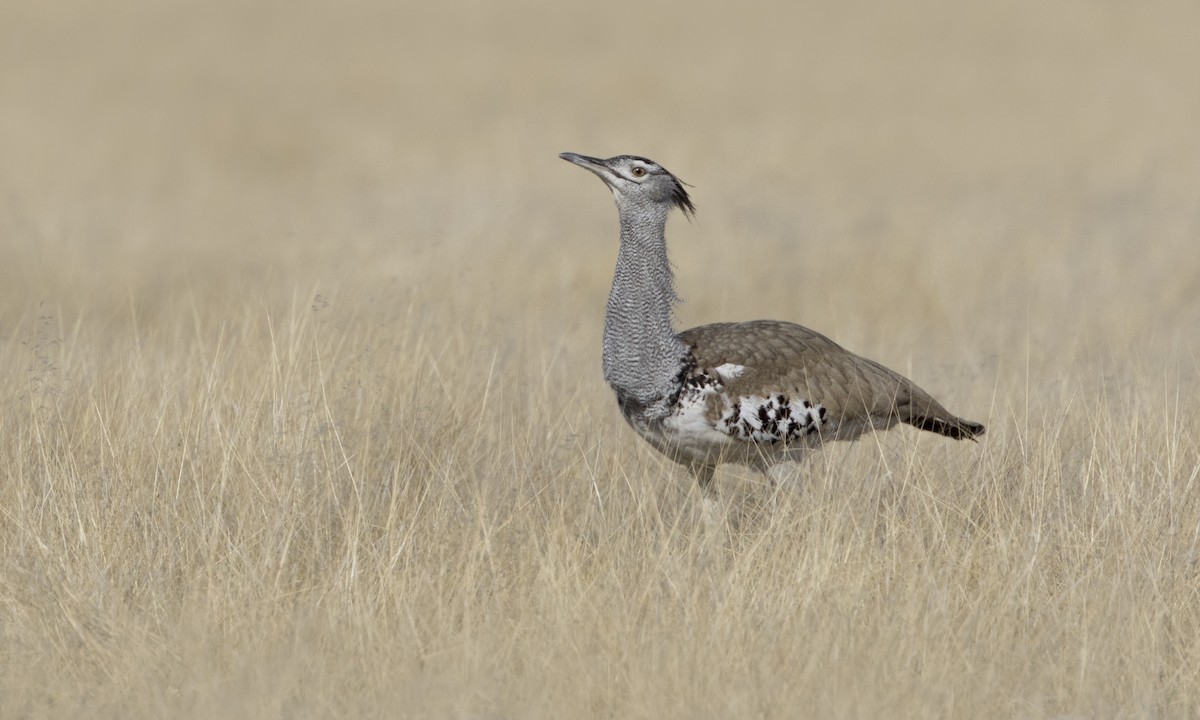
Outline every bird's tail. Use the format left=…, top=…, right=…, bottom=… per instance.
left=860, top=357, right=986, bottom=442
left=906, top=413, right=986, bottom=441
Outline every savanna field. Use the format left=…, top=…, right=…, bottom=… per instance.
left=2, top=1, right=1199, bottom=717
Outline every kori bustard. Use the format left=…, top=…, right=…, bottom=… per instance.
left=560, top=152, right=984, bottom=494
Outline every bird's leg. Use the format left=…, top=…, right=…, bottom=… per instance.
left=692, top=463, right=717, bottom=499
left=689, top=464, right=727, bottom=546
left=688, top=463, right=722, bottom=524
left=765, top=463, right=803, bottom=493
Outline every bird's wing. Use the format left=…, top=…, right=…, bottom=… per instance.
left=678, top=320, right=978, bottom=439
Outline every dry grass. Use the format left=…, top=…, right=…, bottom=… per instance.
left=3, top=0, right=1200, bottom=717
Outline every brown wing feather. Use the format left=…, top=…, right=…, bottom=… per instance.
left=678, top=320, right=984, bottom=440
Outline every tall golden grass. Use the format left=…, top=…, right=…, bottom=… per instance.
left=3, top=1, right=1198, bottom=717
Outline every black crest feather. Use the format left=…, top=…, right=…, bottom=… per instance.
left=671, top=178, right=696, bottom=218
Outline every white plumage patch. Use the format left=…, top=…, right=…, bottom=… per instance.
left=665, top=389, right=726, bottom=439
left=657, top=368, right=732, bottom=456
left=713, top=363, right=747, bottom=381
left=717, top=393, right=827, bottom=444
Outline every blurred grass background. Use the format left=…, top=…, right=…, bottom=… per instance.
left=2, top=1, right=1199, bottom=717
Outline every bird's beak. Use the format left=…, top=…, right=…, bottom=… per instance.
left=559, top=152, right=614, bottom=182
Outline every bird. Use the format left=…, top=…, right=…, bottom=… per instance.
left=559, top=151, right=985, bottom=495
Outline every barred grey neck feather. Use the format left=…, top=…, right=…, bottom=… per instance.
left=603, top=201, right=690, bottom=417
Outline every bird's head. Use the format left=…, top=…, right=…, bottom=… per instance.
left=559, top=152, right=695, bottom=218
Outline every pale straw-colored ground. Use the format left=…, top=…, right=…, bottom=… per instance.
left=2, top=1, right=1198, bottom=717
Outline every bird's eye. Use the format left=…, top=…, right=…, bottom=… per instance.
left=631, top=166, right=646, bottom=177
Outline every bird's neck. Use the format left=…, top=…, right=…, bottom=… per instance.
left=603, top=204, right=690, bottom=415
